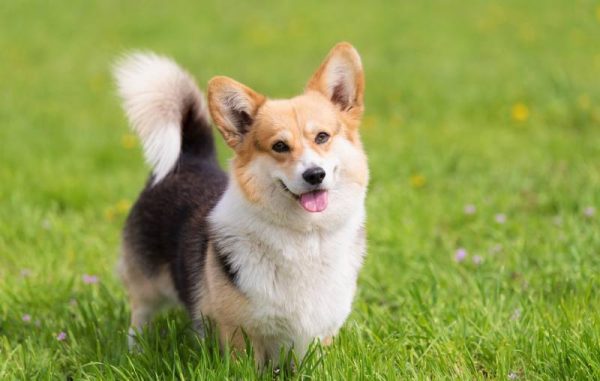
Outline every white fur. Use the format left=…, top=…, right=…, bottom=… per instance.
left=279, top=145, right=339, bottom=196
left=210, top=184, right=365, bottom=359
left=114, top=53, right=208, bottom=184
left=209, top=150, right=367, bottom=360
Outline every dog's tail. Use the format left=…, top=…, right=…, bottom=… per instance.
left=114, top=52, right=214, bottom=184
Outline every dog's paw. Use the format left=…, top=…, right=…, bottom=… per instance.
left=127, top=327, right=143, bottom=353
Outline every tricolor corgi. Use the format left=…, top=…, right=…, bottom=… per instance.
left=114, top=42, right=368, bottom=366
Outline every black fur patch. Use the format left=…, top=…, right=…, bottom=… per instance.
left=122, top=106, right=230, bottom=313
left=214, top=244, right=238, bottom=285
left=181, top=101, right=217, bottom=159
left=331, top=82, right=349, bottom=110
left=230, top=109, right=253, bottom=135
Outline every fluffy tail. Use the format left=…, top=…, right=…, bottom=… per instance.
left=114, top=52, right=213, bottom=184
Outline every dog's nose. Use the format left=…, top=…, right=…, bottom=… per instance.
left=302, top=167, right=326, bottom=185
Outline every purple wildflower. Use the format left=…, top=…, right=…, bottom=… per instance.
left=454, top=248, right=467, bottom=262
left=495, top=213, right=507, bottom=224
left=82, top=274, right=99, bottom=284
left=490, top=244, right=502, bottom=255
left=584, top=206, right=595, bottom=218
left=20, top=268, right=32, bottom=278
left=464, top=204, right=476, bottom=215
left=56, top=331, right=67, bottom=341
left=35, top=319, right=41, bottom=327
left=472, top=255, right=483, bottom=265
left=22, top=314, right=31, bottom=323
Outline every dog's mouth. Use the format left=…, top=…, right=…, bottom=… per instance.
left=278, top=180, right=329, bottom=213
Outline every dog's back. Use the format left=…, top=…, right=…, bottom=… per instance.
left=114, top=54, right=226, bottom=331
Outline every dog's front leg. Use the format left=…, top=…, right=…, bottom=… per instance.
left=219, top=324, right=266, bottom=368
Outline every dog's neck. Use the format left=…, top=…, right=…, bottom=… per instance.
left=209, top=176, right=366, bottom=294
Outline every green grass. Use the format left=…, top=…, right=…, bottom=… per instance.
left=2, top=0, right=600, bottom=379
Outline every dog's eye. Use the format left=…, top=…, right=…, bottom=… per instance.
left=272, top=141, right=290, bottom=153
left=315, top=132, right=330, bottom=145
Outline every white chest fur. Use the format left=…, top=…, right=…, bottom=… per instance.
left=209, top=184, right=366, bottom=354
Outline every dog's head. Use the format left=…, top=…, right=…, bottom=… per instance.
left=208, top=43, right=368, bottom=224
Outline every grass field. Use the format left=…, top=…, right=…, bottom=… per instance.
left=2, top=0, right=600, bottom=379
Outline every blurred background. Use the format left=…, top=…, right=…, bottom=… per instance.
left=1, top=0, right=600, bottom=378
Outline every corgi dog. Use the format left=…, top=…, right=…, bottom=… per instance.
left=114, top=42, right=368, bottom=366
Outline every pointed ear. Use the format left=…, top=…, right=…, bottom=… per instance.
left=207, top=76, right=266, bottom=148
left=306, top=42, right=365, bottom=119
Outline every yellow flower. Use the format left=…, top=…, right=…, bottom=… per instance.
left=105, top=208, right=115, bottom=222
left=511, top=103, right=530, bottom=122
left=105, top=200, right=131, bottom=221
left=577, top=94, right=591, bottom=110
left=410, top=174, right=426, bottom=188
left=115, top=199, right=132, bottom=214
left=121, top=133, right=137, bottom=149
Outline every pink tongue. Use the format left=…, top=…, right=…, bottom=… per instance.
left=299, top=190, right=329, bottom=213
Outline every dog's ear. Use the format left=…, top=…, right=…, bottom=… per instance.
left=208, top=76, right=266, bottom=148
left=306, top=42, right=365, bottom=121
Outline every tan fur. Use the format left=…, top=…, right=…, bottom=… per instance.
left=207, top=76, right=266, bottom=148
left=306, top=42, right=365, bottom=127
left=118, top=243, right=178, bottom=333
left=193, top=244, right=269, bottom=364
left=228, top=93, right=368, bottom=201
left=199, top=244, right=249, bottom=326
left=232, top=158, right=264, bottom=203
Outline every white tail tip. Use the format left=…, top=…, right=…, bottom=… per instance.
left=114, top=52, right=207, bottom=184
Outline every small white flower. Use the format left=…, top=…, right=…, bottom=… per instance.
left=584, top=207, right=595, bottom=218
left=511, top=308, right=521, bottom=321
left=490, top=244, right=502, bottom=255
left=464, top=204, right=476, bottom=215
left=495, top=213, right=507, bottom=224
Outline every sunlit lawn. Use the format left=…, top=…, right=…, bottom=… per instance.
left=1, top=0, right=600, bottom=379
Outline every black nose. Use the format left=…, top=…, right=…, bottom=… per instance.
left=302, top=167, right=326, bottom=185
